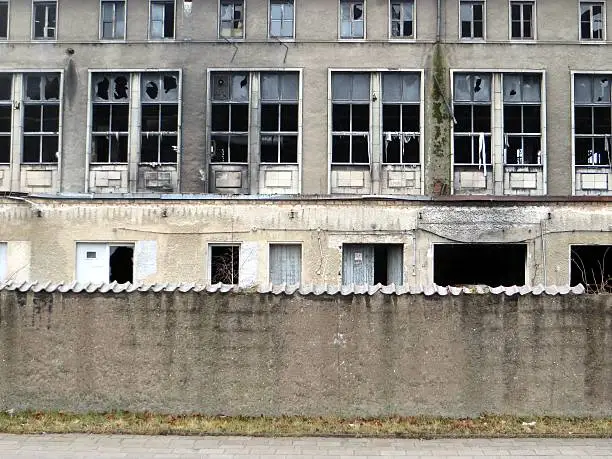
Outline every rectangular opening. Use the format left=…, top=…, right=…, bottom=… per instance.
left=571, top=245, right=611, bottom=293
left=434, top=243, right=527, bottom=287
left=109, top=245, right=133, bottom=283
left=342, top=244, right=403, bottom=286
left=269, top=244, right=301, bottom=284
left=210, top=245, right=240, bottom=284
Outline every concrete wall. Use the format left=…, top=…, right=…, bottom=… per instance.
left=0, top=197, right=610, bottom=286
left=0, top=290, right=610, bottom=416
left=1, top=0, right=611, bottom=195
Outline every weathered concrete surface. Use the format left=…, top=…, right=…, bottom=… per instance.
left=0, top=292, right=611, bottom=417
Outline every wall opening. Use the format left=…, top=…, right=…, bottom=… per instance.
left=210, top=245, right=240, bottom=284
left=434, top=243, right=526, bottom=287
left=342, top=244, right=403, bottom=286
left=109, top=245, right=133, bottom=283
left=571, top=245, right=611, bottom=293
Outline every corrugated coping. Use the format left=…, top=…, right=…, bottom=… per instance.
left=0, top=281, right=587, bottom=296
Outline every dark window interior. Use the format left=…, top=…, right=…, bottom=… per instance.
left=211, top=245, right=240, bottom=284
left=434, top=244, right=527, bottom=287
left=109, top=246, right=133, bottom=283
left=571, top=245, right=611, bottom=293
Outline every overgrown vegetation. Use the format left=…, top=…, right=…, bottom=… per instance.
left=0, top=412, right=610, bottom=438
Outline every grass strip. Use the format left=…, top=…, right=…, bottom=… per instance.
left=0, top=412, right=610, bottom=438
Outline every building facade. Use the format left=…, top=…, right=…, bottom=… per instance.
left=0, top=0, right=610, bottom=289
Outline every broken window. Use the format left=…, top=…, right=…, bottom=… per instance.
left=382, top=72, right=420, bottom=164
left=219, top=0, right=244, bottom=39
left=211, top=73, right=249, bottom=163
left=571, top=245, right=611, bottom=293
left=453, top=73, right=492, bottom=165
left=91, top=74, right=129, bottom=163
left=503, top=73, right=542, bottom=165
left=0, top=1, right=7, bottom=39
left=332, top=73, right=370, bottom=164
left=109, top=245, right=133, bottom=283
left=269, top=244, right=301, bottom=284
left=22, top=73, right=60, bottom=164
left=0, top=73, right=10, bottom=164
left=434, top=244, right=527, bottom=287
left=574, top=74, right=611, bottom=166
left=260, top=72, right=298, bottom=163
left=342, top=244, right=403, bottom=286
left=390, top=1, right=414, bottom=38
left=340, top=0, right=364, bottom=39
left=150, top=0, right=175, bottom=39
left=210, top=245, right=240, bottom=284
left=269, top=0, right=294, bottom=38
left=580, top=2, right=604, bottom=40
left=141, top=73, right=179, bottom=163
left=33, top=1, right=57, bottom=39
left=460, top=0, right=484, bottom=39
left=510, top=1, right=534, bottom=39
left=100, top=0, right=126, bottom=39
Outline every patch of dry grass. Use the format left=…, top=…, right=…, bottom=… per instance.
left=0, top=412, right=610, bottom=438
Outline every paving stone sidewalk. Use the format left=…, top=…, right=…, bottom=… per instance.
left=0, top=434, right=610, bottom=458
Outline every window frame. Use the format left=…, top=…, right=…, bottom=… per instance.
left=32, top=0, right=57, bottom=41
left=148, top=0, right=176, bottom=40
left=99, top=0, right=127, bottom=41
left=209, top=243, right=241, bottom=285
left=0, top=73, right=11, bottom=165
left=389, top=0, right=416, bottom=40
left=579, top=1, right=606, bottom=41
left=268, top=243, right=302, bottom=285
left=268, top=0, right=295, bottom=40
left=339, top=0, right=366, bottom=40
left=459, top=0, right=486, bottom=40
left=218, top=0, right=246, bottom=40
left=0, top=1, right=9, bottom=40
left=508, top=0, right=536, bottom=40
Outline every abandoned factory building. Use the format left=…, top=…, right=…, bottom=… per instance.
left=0, top=0, right=610, bottom=290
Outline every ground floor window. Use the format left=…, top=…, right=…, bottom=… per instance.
left=571, top=245, right=611, bottom=293
left=342, top=243, right=403, bottom=286
left=76, top=242, right=134, bottom=283
left=269, top=244, right=301, bottom=285
left=210, top=244, right=240, bottom=284
left=434, top=243, right=526, bottom=287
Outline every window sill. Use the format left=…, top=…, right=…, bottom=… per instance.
left=338, top=37, right=367, bottom=42
left=459, top=38, right=486, bottom=42
left=388, top=37, right=417, bottom=42
left=31, top=38, right=57, bottom=42
left=268, top=37, right=295, bottom=42
left=21, top=162, right=58, bottom=165
left=147, top=37, right=177, bottom=42
left=90, top=162, right=129, bottom=165
left=579, top=39, right=607, bottom=44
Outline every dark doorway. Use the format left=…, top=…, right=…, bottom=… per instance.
left=434, top=244, right=527, bottom=287
left=109, top=246, right=134, bottom=283
left=571, top=245, right=611, bottom=293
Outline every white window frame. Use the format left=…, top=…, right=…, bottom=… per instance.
left=268, top=0, right=295, bottom=40
left=0, top=0, right=9, bottom=40
left=0, top=73, right=11, bottom=165
left=99, top=0, right=127, bottom=40
left=32, top=0, right=57, bottom=41
left=579, top=1, right=606, bottom=41
left=459, top=0, right=486, bottom=40
left=148, top=0, right=176, bottom=40
left=339, top=0, right=366, bottom=40
left=508, top=0, right=536, bottom=40
left=389, top=0, right=416, bottom=40
left=208, top=243, right=241, bottom=285
left=218, top=0, right=246, bottom=40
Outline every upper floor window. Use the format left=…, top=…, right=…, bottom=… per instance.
left=211, top=73, right=249, bottom=163
left=269, top=0, right=294, bottom=39
left=100, top=1, right=126, bottom=39
left=220, top=0, right=244, bottom=39
left=340, top=0, right=364, bottom=39
left=0, top=74, right=11, bottom=163
left=0, top=1, right=7, bottom=39
left=580, top=2, right=604, bottom=40
left=510, top=1, right=534, bottom=39
left=150, top=0, right=175, bottom=39
left=23, top=73, right=60, bottom=164
left=331, top=73, right=370, bottom=164
left=33, top=1, right=56, bottom=39
left=460, top=0, right=484, bottom=39
left=574, top=74, right=611, bottom=166
left=141, top=73, right=179, bottom=163
left=390, top=1, right=414, bottom=39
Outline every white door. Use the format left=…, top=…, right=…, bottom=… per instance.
left=0, top=242, right=6, bottom=281
left=76, top=243, right=109, bottom=283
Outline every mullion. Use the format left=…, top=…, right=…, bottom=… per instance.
left=277, top=102, right=282, bottom=162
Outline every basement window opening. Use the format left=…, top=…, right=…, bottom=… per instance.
left=571, top=245, right=611, bottom=293
left=210, top=245, right=240, bottom=284
left=342, top=244, right=403, bottom=286
left=434, top=243, right=527, bottom=287
left=109, top=245, right=134, bottom=283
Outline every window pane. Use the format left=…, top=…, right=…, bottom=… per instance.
left=231, top=74, right=249, bottom=102
left=261, top=134, right=278, bottom=162
left=92, top=135, right=110, bottom=162
left=352, top=74, right=369, bottom=100
left=281, top=73, right=299, bottom=100
left=110, top=135, right=128, bottom=162
left=382, top=104, right=401, bottom=131
left=43, top=105, right=59, bottom=132
left=523, top=106, right=541, bottom=133
left=402, top=105, right=420, bottom=131
left=164, top=3, right=175, bottom=38
left=230, top=104, right=249, bottom=131
left=472, top=75, right=491, bottom=102
left=403, top=136, right=419, bottom=163
left=574, top=137, right=592, bottom=165
left=504, top=105, right=522, bottom=133
left=23, top=136, right=41, bottom=162
left=160, top=105, right=178, bottom=131
left=270, top=4, right=282, bottom=20
left=382, top=73, right=402, bottom=102
left=473, top=20, right=483, bottom=38
left=511, top=4, right=521, bottom=21
left=270, top=20, right=281, bottom=37
left=391, top=4, right=401, bottom=20
left=332, top=74, right=351, bottom=101
left=211, top=135, right=229, bottom=162
left=352, top=104, right=370, bottom=131
left=473, top=105, right=491, bottom=132
left=352, top=135, right=369, bottom=163
left=575, top=75, right=593, bottom=103
left=115, top=4, right=125, bottom=38
left=24, top=106, right=41, bottom=132
left=26, top=76, right=41, bottom=100
left=0, top=136, right=10, bottom=163
left=211, top=104, right=229, bottom=131
left=34, top=5, right=45, bottom=38
left=111, top=105, right=129, bottom=131
left=261, top=74, right=279, bottom=100
left=261, top=104, right=279, bottom=131
left=0, top=106, right=11, bottom=132
left=402, top=74, right=420, bottom=102
left=511, top=21, right=521, bottom=38
left=352, top=20, right=364, bottom=38
left=41, top=135, right=58, bottom=162
left=142, top=105, right=160, bottom=131
left=160, top=135, right=178, bottom=162
left=593, top=106, right=611, bottom=134
left=522, top=74, right=541, bottom=102
left=332, top=135, right=350, bottom=162
left=280, top=104, right=298, bottom=131
left=454, top=105, right=472, bottom=132
left=460, top=3, right=472, bottom=22
left=332, top=104, right=351, bottom=131
left=92, top=105, right=111, bottom=131
left=383, top=136, right=400, bottom=163
left=140, top=135, right=158, bottom=162
left=473, top=4, right=483, bottom=21
left=279, top=135, right=298, bottom=163
left=454, top=136, right=473, bottom=163
left=575, top=107, right=593, bottom=134
left=0, top=4, right=8, bottom=38
left=593, top=76, right=611, bottom=103
left=523, top=136, right=541, bottom=164
left=504, top=74, right=522, bottom=102
left=454, top=74, right=472, bottom=101
left=0, top=74, right=11, bottom=100
left=229, top=135, right=248, bottom=162
left=151, top=3, right=163, bottom=20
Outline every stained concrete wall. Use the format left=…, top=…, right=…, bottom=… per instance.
left=0, top=291, right=610, bottom=416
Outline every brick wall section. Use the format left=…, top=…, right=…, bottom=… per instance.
left=0, top=291, right=610, bottom=416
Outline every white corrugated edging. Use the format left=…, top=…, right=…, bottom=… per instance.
left=0, top=280, right=587, bottom=295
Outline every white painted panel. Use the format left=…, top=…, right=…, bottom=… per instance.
left=76, top=243, right=109, bottom=283
left=134, top=241, right=157, bottom=281
left=0, top=242, right=6, bottom=281
left=239, top=242, right=259, bottom=287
